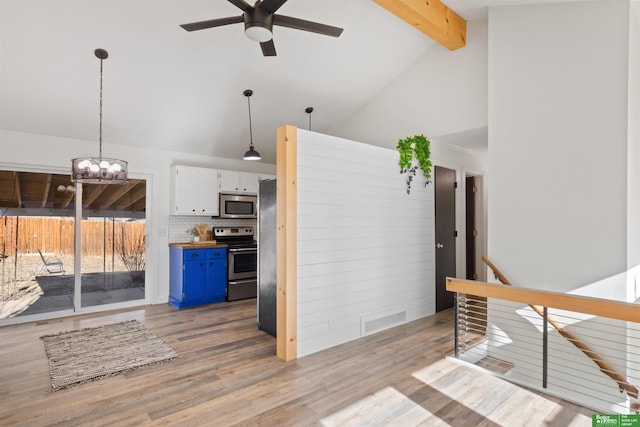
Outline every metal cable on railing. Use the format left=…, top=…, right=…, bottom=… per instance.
left=449, top=262, right=640, bottom=415
left=481, top=256, right=639, bottom=400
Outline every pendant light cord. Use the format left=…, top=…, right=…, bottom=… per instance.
left=305, top=107, right=313, bottom=131
left=247, top=95, right=254, bottom=149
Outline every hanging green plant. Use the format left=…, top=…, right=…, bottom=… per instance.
left=397, top=134, right=432, bottom=194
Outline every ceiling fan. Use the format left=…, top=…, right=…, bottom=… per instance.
left=179, top=0, right=344, bottom=56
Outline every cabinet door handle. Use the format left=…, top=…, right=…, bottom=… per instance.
left=214, top=251, right=220, bottom=256
left=191, top=253, right=199, bottom=257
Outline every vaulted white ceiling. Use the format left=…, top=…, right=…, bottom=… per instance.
left=0, top=0, right=578, bottom=163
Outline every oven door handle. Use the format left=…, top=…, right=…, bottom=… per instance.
left=229, top=278, right=257, bottom=285
left=228, top=247, right=257, bottom=253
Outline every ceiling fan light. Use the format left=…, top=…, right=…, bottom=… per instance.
left=245, top=26, right=272, bottom=42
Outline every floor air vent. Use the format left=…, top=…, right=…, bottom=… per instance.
left=362, top=310, right=407, bottom=336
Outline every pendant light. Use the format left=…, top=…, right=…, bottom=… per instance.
left=305, top=107, right=313, bottom=130
left=71, top=49, right=128, bottom=184
left=243, top=89, right=261, bottom=161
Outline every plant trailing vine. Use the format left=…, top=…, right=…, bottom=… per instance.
left=397, top=134, right=432, bottom=194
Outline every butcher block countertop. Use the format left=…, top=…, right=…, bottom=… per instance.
left=168, top=241, right=228, bottom=249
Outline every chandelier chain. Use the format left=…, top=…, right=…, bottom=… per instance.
left=98, top=54, right=104, bottom=159
left=71, top=48, right=127, bottom=184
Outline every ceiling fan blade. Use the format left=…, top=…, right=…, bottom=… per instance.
left=273, top=15, right=343, bottom=38
left=180, top=15, right=244, bottom=32
left=228, top=0, right=252, bottom=12
left=259, top=0, right=288, bottom=14
left=260, top=39, right=277, bottom=56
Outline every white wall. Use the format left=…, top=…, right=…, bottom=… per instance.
left=333, top=20, right=488, bottom=150
left=295, top=129, right=434, bottom=357
left=627, top=0, right=640, bottom=410
left=488, top=1, right=630, bottom=293
left=334, top=20, right=490, bottom=282
left=487, top=1, right=631, bottom=412
left=0, top=129, right=275, bottom=305
left=628, top=0, right=640, bottom=273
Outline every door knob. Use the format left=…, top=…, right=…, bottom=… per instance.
left=436, top=243, right=444, bottom=248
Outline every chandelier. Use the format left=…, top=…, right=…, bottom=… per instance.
left=71, top=49, right=128, bottom=184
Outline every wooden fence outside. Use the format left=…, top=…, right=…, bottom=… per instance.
left=0, top=216, right=146, bottom=257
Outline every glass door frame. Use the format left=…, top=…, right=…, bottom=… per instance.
left=0, top=162, right=152, bottom=325
left=74, top=173, right=151, bottom=314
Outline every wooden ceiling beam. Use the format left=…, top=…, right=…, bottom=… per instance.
left=13, top=172, right=23, bottom=208
left=121, top=183, right=146, bottom=209
left=99, top=183, right=136, bottom=210
left=83, top=185, right=108, bottom=208
left=41, top=174, right=52, bottom=208
left=372, top=0, right=466, bottom=51
left=62, top=191, right=75, bottom=209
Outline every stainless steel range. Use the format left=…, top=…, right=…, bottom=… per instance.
left=213, top=227, right=257, bottom=301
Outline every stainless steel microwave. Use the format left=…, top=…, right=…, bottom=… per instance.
left=219, top=193, right=258, bottom=218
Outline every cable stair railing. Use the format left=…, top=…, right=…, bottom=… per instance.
left=481, top=256, right=639, bottom=401
left=447, top=259, right=640, bottom=413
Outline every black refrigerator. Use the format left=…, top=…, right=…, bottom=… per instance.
left=257, top=179, right=277, bottom=337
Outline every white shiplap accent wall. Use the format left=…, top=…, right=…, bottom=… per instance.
left=295, top=129, right=435, bottom=357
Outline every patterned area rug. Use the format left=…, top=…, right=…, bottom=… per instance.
left=41, top=320, right=178, bottom=391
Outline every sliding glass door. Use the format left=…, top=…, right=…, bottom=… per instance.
left=80, top=180, right=146, bottom=308
left=0, top=169, right=147, bottom=321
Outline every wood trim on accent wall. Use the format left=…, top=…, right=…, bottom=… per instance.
left=276, top=125, right=298, bottom=361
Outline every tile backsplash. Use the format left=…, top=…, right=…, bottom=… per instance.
left=168, top=216, right=257, bottom=243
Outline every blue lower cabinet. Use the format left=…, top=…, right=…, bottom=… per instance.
left=169, top=247, right=227, bottom=309
left=206, top=249, right=227, bottom=301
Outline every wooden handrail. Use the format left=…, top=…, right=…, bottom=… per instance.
left=446, top=256, right=639, bottom=400
left=447, top=279, right=640, bottom=323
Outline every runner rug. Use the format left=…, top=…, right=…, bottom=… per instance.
left=41, top=320, right=178, bottom=391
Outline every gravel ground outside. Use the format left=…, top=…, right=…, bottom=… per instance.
left=0, top=253, right=142, bottom=301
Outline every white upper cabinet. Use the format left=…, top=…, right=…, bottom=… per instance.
left=196, top=168, right=219, bottom=215
left=219, top=170, right=259, bottom=195
left=170, top=165, right=219, bottom=215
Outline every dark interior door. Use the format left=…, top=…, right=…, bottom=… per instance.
left=435, top=166, right=456, bottom=312
left=465, top=176, right=476, bottom=280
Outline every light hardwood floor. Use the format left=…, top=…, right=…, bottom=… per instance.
left=0, top=299, right=594, bottom=426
